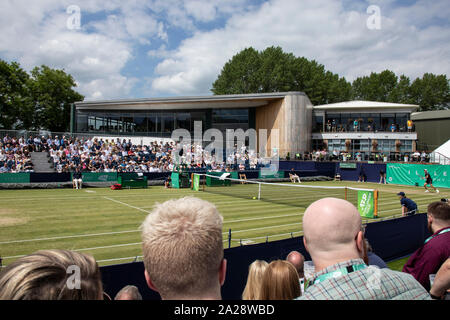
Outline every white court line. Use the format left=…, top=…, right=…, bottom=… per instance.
left=0, top=229, right=139, bottom=245
left=103, top=196, right=152, bottom=214
left=225, top=213, right=302, bottom=224
left=226, top=222, right=303, bottom=234
left=0, top=212, right=301, bottom=244
left=3, top=242, right=143, bottom=260
left=2, top=212, right=407, bottom=262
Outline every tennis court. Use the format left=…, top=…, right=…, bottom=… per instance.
left=0, top=180, right=447, bottom=267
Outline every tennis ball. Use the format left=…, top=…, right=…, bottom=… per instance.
left=252, top=196, right=256, bottom=200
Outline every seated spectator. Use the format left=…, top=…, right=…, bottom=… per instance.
left=0, top=249, right=103, bottom=300
left=242, top=260, right=268, bottom=300
left=114, top=285, right=143, bottom=300
left=403, top=201, right=450, bottom=291
left=298, top=198, right=430, bottom=300
left=141, top=197, right=226, bottom=300
left=429, top=258, right=450, bottom=300
left=260, top=260, right=301, bottom=300
left=286, top=251, right=305, bottom=294
left=289, top=168, right=301, bottom=183
left=73, top=167, right=83, bottom=190
left=364, top=239, right=388, bottom=269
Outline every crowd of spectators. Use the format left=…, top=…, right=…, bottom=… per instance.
left=0, top=196, right=448, bottom=301
left=0, top=135, right=34, bottom=173
left=292, top=149, right=431, bottom=163
left=0, top=133, right=435, bottom=175
left=1, top=134, right=265, bottom=174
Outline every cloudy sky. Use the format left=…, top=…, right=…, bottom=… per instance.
left=0, top=0, right=449, bottom=101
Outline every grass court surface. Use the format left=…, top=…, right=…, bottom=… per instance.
left=0, top=181, right=447, bottom=267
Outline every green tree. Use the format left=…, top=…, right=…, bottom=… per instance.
left=409, top=73, right=450, bottom=111
left=0, top=60, right=31, bottom=129
left=351, top=70, right=398, bottom=102
left=211, top=47, right=262, bottom=94
left=211, top=46, right=352, bottom=105
left=29, top=65, right=84, bottom=132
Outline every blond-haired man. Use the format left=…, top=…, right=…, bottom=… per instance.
left=141, top=197, right=226, bottom=300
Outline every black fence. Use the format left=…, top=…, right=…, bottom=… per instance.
left=100, top=213, right=429, bottom=300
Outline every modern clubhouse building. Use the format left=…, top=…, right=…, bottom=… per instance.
left=72, top=92, right=420, bottom=160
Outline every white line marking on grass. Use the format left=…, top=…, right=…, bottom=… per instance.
left=97, top=256, right=143, bottom=264
left=223, top=222, right=303, bottom=235
left=0, top=213, right=302, bottom=245
left=2, top=242, right=143, bottom=260
left=225, top=213, right=302, bottom=224
left=0, top=229, right=140, bottom=245
left=103, top=197, right=152, bottom=214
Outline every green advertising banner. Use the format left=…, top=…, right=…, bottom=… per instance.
left=386, top=163, right=450, bottom=188
left=0, top=173, right=30, bottom=184
left=192, top=173, right=200, bottom=191
left=340, top=163, right=357, bottom=169
left=357, top=190, right=375, bottom=218
left=258, top=170, right=285, bottom=179
left=171, top=172, right=180, bottom=189
left=72, top=172, right=117, bottom=182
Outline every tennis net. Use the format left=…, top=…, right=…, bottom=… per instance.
left=196, top=173, right=378, bottom=217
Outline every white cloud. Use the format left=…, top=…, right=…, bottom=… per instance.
left=0, top=0, right=164, bottom=100
left=150, top=0, right=450, bottom=96
left=0, top=0, right=448, bottom=101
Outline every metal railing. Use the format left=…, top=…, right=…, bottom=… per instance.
left=430, top=152, right=450, bottom=165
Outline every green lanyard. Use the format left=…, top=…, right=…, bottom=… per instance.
left=313, top=264, right=367, bottom=285
left=424, top=227, right=450, bottom=245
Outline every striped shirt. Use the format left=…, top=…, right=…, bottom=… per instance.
left=297, top=259, right=431, bottom=300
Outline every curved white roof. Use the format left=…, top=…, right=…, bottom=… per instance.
left=314, top=100, right=419, bottom=110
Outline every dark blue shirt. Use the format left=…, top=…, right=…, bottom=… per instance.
left=400, top=197, right=417, bottom=212
left=368, top=252, right=388, bottom=269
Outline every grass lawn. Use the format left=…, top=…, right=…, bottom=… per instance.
left=387, top=257, right=410, bottom=271
left=0, top=180, right=446, bottom=267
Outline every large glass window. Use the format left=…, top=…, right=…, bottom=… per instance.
left=340, top=114, right=351, bottom=132
left=76, top=113, right=88, bottom=132
left=106, top=113, right=120, bottom=134
left=134, top=114, right=148, bottom=133
left=359, top=139, right=370, bottom=151
left=327, top=139, right=346, bottom=152
left=381, top=114, right=395, bottom=132
left=379, top=139, right=395, bottom=152
left=148, top=114, right=158, bottom=133
left=213, top=109, right=248, bottom=124
left=368, top=114, right=380, bottom=132
left=161, top=113, right=174, bottom=133
left=325, top=113, right=340, bottom=132
left=313, top=113, right=324, bottom=132
left=176, top=113, right=191, bottom=131
left=400, top=140, right=413, bottom=152
left=120, top=114, right=134, bottom=134
left=396, top=114, right=408, bottom=132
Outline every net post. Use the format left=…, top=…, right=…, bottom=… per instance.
left=345, top=187, right=348, bottom=200
left=228, top=229, right=232, bottom=249
left=191, top=173, right=194, bottom=189
left=258, top=183, right=261, bottom=200
left=374, top=189, right=378, bottom=218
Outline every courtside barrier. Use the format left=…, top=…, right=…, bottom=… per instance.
left=0, top=173, right=30, bottom=183
left=386, top=163, right=450, bottom=188
left=100, top=213, right=430, bottom=300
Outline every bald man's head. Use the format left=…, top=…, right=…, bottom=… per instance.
left=286, top=251, right=305, bottom=277
left=303, top=198, right=363, bottom=260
